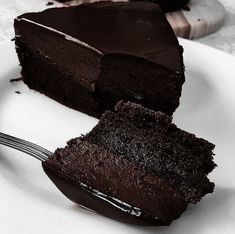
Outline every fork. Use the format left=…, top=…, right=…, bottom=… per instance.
left=0, top=132, right=52, bottom=161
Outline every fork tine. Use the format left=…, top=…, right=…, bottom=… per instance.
left=0, top=132, right=52, bottom=161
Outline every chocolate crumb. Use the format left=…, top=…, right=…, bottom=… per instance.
left=183, top=6, right=190, bottom=11
left=46, top=1, right=54, bottom=5
left=10, top=77, right=23, bottom=83
left=11, top=37, right=16, bottom=42
left=15, top=91, right=21, bottom=94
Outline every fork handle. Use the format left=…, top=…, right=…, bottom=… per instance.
left=0, top=132, right=52, bottom=161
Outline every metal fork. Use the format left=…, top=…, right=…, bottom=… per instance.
left=0, top=132, right=52, bottom=161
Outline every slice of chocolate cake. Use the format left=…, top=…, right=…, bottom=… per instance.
left=43, top=101, right=216, bottom=225
left=14, top=2, right=185, bottom=118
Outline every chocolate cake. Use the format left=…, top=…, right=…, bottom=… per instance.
left=14, top=2, right=185, bottom=118
left=56, top=0, right=190, bottom=12
left=43, top=101, right=216, bottom=225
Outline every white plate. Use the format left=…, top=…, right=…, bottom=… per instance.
left=0, top=39, right=235, bottom=234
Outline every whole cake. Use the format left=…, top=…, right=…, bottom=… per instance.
left=43, top=101, right=216, bottom=225
left=56, top=0, right=190, bottom=12
left=14, top=2, right=185, bottom=118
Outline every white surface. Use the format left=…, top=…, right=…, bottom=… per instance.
left=166, top=0, right=225, bottom=39
left=0, top=39, right=235, bottom=233
left=198, top=0, right=235, bottom=55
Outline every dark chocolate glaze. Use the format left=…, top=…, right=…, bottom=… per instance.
left=17, top=2, right=183, bottom=73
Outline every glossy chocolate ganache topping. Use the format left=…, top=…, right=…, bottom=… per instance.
left=16, top=2, right=183, bottom=72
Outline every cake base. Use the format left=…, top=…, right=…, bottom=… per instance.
left=42, top=163, right=168, bottom=226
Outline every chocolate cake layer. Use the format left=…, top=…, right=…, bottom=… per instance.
left=44, top=101, right=215, bottom=225
left=42, top=163, right=167, bottom=226
left=43, top=140, right=187, bottom=225
left=82, top=101, right=216, bottom=203
left=14, top=2, right=185, bottom=117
